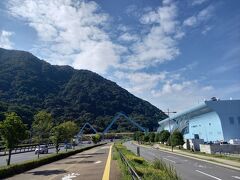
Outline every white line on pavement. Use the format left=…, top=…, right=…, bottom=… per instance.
left=62, top=173, right=80, bottom=180
left=232, top=176, right=240, bottom=179
left=195, top=170, right=222, bottom=180
left=163, top=158, right=176, bottom=163
left=100, top=146, right=110, bottom=149
left=94, top=161, right=102, bottom=164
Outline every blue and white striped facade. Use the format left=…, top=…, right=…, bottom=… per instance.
left=157, top=100, right=240, bottom=142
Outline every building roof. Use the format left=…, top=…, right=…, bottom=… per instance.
left=158, top=99, right=240, bottom=126
left=158, top=101, right=210, bottom=125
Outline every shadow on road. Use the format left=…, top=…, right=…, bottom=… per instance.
left=83, top=152, right=105, bottom=155
left=55, top=160, right=95, bottom=164
left=27, top=169, right=67, bottom=176
left=68, top=155, right=93, bottom=159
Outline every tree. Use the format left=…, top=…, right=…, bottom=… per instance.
left=0, top=112, right=27, bottom=165
left=133, top=131, right=144, bottom=143
left=61, top=121, right=78, bottom=142
left=154, top=133, right=160, bottom=142
left=159, top=130, right=170, bottom=143
left=32, top=111, right=53, bottom=158
left=144, top=133, right=150, bottom=142
left=149, top=132, right=155, bottom=143
left=92, top=134, right=101, bottom=144
left=61, top=121, right=78, bottom=151
left=50, top=124, right=65, bottom=154
left=170, top=130, right=184, bottom=150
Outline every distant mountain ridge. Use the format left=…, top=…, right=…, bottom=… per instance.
left=0, top=48, right=167, bottom=132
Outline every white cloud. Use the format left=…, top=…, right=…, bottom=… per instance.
left=112, top=68, right=218, bottom=111
left=0, top=30, right=14, bottom=49
left=183, top=5, right=214, bottom=27
left=7, top=0, right=122, bottom=74
left=183, top=16, right=197, bottom=26
left=121, top=1, right=183, bottom=70
left=191, top=0, right=208, bottom=6
left=202, top=26, right=212, bottom=34
left=125, top=5, right=140, bottom=18
left=114, top=71, right=166, bottom=94
left=198, top=5, right=214, bottom=21
left=152, top=81, right=194, bottom=96
left=118, top=33, right=139, bottom=42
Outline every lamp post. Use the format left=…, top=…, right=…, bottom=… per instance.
left=163, top=109, right=177, bottom=152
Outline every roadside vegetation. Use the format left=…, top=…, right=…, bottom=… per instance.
left=133, top=130, right=184, bottom=149
left=114, top=142, right=181, bottom=180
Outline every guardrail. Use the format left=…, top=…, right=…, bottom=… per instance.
left=116, top=147, right=141, bottom=180
left=0, top=143, right=64, bottom=156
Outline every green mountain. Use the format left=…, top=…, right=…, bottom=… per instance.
left=0, top=48, right=167, bottom=132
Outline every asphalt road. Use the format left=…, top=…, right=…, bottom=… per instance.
left=0, top=144, right=89, bottom=166
left=8, top=144, right=112, bottom=180
left=124, top=141, right=240, bottom=180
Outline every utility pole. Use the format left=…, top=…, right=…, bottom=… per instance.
left=163, top=109, right=177, bottom=152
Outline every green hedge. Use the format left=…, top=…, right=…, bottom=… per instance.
left=0, top=143, right=106, bottom=179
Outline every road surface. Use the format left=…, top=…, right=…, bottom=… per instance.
left=8, top=143, right=112, bottom=180
left=0, top=145, right=89, bottom=166
left=124, top=141, right=240, bottom=180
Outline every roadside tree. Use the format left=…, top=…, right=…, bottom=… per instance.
left=159, top=130, right=170, bottom=143
left=0, top=112, right=27, bottom=165
left=144, top=133, right=150, bottom=142
left=32, top=111, right=53, bottom=158
left=61, top=121, right=78, bottom=151
left=154, top=132, right=160, bottom=142
left=170, top=130, right=184, bottom=151
left=149, top=132, right=155, bottom=143
left=50, top=124, right=65, bottom=153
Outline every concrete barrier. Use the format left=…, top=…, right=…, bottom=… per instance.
left=200, top=144, right=240, bottom=154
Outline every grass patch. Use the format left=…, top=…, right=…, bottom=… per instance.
left=0, top=143, right=105, bottom=179
left=112, top=146, right=132, bottom=180
left=114, top=142, right=181, bottom=180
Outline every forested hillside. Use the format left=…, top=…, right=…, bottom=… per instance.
left=0, top=48, right=167, bottom=132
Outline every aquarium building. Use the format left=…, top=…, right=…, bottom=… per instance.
left=157, top=99, right=240, bottom=142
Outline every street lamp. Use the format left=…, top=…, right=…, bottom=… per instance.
left=163, top=109, right=177, bottom=152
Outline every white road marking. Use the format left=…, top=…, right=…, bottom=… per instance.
left=232, top=176, right=240, bottom=179
left=195, top=170, right=222, bottom=180
left=163, top=158, right=176, bottom=163
left=62, top=173, right=80, bottom=180
left=100, top=146, right=110, bottom=149
left=94, top=160, right=102, bottom=164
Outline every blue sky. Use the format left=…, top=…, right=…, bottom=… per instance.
left=0, top=0, right=239, bottom=111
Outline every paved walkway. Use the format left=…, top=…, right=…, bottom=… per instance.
left=8, top=144, right=113, bottom=180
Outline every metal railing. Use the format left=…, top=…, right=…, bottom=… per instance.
left=116, top=147, right=141, bottom=180
left=0, top=143, right=64, bottom=156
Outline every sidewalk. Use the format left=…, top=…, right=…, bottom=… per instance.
left=133, top=141, right=240, bottom=171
